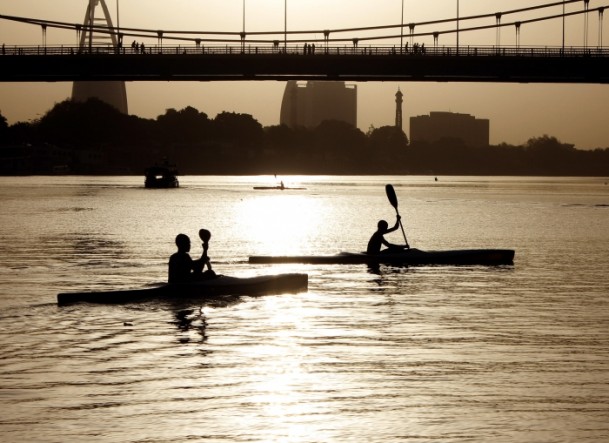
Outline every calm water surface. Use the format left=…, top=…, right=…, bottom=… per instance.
left=1, top=175, right=609, bottom=442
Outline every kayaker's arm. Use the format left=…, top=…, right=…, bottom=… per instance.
left=198, top=229, right=213, bottom=271
left=386, top=216, right=410, bottom=249
left=201, top=255, right=212, bottom=271
left=202, top=242, right=213, bottom=271
left=386, top=215, right=401, bottom=234
left=195, top=251, right=212, bottom=271
left=382, top=238, right=408, bottom=250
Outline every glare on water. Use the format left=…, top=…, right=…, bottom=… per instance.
left=1, top=175, right=609, bottom=443
left=235, top=193, right=331, bottom=256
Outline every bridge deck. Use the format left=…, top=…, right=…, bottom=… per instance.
left=2, top=45, right=609, bottom=83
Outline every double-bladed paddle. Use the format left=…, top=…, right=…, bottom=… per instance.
left=385, top=184, right=409, bottom=247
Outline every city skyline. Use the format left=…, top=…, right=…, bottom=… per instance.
left=1, top=0, right=609, bottom=149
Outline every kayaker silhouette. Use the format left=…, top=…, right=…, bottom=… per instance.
left=168, top=232, right=215, bottom=283
left=366, top=215, right=410, bottom=255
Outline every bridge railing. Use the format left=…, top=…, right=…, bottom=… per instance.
left=2, top=44, right=609, bottom=58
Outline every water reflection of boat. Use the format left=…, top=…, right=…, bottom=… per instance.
left=145, top=163, right=179, bottom=188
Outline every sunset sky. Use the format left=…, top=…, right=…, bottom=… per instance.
left=1, top=0, right=608, bottom=148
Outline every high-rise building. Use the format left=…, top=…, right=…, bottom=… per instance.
left=72, top=0, right=128, bottom=114
left=280, top=81, right=357, bottom=129
left=410, top=111, right=489, bottom=147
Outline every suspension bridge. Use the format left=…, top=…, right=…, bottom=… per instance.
left=1, top=1, right=608, bottom=83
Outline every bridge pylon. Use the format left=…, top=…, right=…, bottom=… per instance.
left=71, top=0, right=128, bottom=114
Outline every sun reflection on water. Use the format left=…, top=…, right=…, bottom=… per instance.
left=235, top=194, right=329, bottom=255
left=244, top=296, right=326, bottom=440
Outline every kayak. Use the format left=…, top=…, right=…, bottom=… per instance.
left=253, top=186, right=306, bottom=190
left=249, top=248, right=515, bottom=266
left=249, top=249, right=514, bottom=266
left=57, top=273, right=308, bottom=306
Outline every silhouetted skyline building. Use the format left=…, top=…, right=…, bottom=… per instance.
left=71, top=0, right=128, bottom=114
left=280, top=81, right=357, bottom=129
left=410, top=111, right=489, bottom=147
left=395, top=87, right=403, bottom=130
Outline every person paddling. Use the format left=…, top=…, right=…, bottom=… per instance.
left=168, top=232, right=215, bottom=283
left=366, top=215, right=410, bottom=255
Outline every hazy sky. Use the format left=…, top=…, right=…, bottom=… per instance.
left=1, top=0, right=609, bottom=148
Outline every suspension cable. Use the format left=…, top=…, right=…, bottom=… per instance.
left=0, top=1, right=606, bottom=45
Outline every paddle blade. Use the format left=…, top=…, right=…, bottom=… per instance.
left=385, top=184, right=399, bottom=209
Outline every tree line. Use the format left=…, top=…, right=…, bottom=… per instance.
left=1, top=98, right=608, bottom=176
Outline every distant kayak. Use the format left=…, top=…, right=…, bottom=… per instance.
left=253, top=186, right=306, bottom=190
left=57, top=273, right=308, bottom=305
left=249, top=248, right=515, bottom=266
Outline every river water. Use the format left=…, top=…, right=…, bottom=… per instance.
left=1, top=175, right=608, bottom=443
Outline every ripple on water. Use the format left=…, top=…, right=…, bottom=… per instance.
left=1, top=176, right=609, bottom=442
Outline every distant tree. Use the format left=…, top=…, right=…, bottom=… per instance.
left=264, top=124, right=293, bottom=149
left=6, top=121, right=36, bottom=145
left=524, top=135, right=575, bottom=153
left=585, top=148, right=609, bottom=175
left=367, top=125, right=409, bottom=173
left=407, top=137, right=469, bottom=174
left=0, top=111, right=7, bottom=143
left=6, top=95, right=609, bottom=176
left=264, top=124, right=298, bottom=157
left=368, top=125, right=409, bottom=150
left=37, top=98, right=129, bottom=147
left=312, top=120, right=368, bottom=172
left=262, top=124, right=313, bottom=172
left=211, top=112, right=263, bottom=148
left=524, top=135, right=577, bottom=175
left=156, top=106, right=209, bottom=144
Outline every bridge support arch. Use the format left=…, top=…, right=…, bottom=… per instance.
left=71, top=0, right=128, bottom=114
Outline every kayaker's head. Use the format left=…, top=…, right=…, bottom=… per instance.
left=377, top=220, right=389, bottom=232
left=175, top=233, right=191, bottom=252
left=199, top=229, right=211, bottom=243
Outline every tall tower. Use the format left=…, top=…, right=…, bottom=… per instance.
left=395, top=87, right=403, bottom=130
left=72, top=0, right=128, bottom=114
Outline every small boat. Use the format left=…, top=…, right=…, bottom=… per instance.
left=144, top=164, right=179, bottom=188
left=57, top=273, right=308, bottom=305
left=249, top=248, right=515, bottom=266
